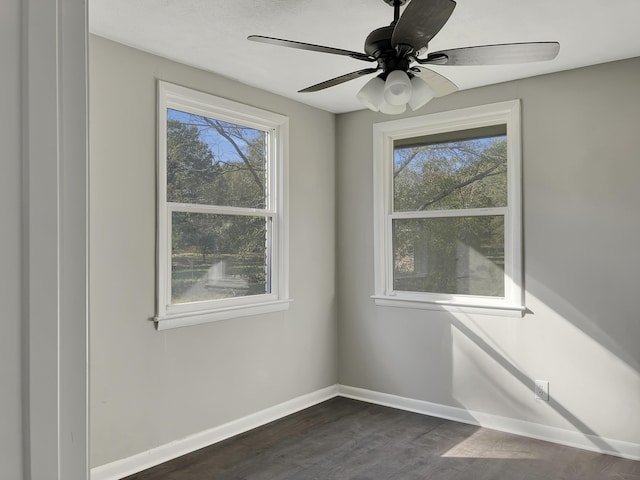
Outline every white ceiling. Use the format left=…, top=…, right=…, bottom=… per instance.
left=89, top=0, right=640, bottom=114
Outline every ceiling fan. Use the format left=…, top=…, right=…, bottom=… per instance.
left=248, top=0, right=559, bottom=114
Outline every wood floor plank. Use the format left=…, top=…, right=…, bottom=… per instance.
left=121, top=397, right=639, bottom=480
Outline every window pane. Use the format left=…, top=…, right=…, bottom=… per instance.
left=393, top=126, right=507, bottom=212
left=167, top=109, right=268, bottom=209
left=171, top=212, right=270, bottom=304
left=392, top=216, right=505, bottom=296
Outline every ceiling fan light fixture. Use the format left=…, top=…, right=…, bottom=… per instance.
left=379, top=100, right=406, bottom=115
left=383, top=70, right=412, bottom=106
left=408, top=75, right=435, bottom=111
left=357, top=76, right=386, bottom=111
left=250, top=0, right=560, bottom=114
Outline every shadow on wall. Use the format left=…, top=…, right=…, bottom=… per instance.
left=448, top=316, right=618, bottom=454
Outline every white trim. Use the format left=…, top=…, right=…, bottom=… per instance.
left=371, top=296, right=526, bottom=317
left=90, top=384, right=639, bottom=479
left=90, top=386, right=339, bottom=480
left=167, top=203, right=277, bottom=216
left=156, top=81, right=290, bottom=328
left=391, top=206, right=508, bottom=219
left=158, top=81, right=287, bottom=131
left=155, top=299, right=293, bottom=330
left=372, top=100, right=524, bottom=312
left=24, top=0, right=89, bottom=478
left=338, top=385, right=640, bottom=461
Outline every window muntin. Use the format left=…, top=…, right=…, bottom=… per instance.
left=156, top=82, right=289, bottom=329
left=373, top=101, right=523, bottom=313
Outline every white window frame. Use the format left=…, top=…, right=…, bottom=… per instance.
left=155, top=81, right=290, bottom=329
left=372, top=100, right=525, bottom=316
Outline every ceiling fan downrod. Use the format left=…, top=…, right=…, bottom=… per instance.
left=383, top=0, right=408, bottom=25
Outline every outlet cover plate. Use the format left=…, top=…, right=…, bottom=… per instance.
left=535, top=380, right=549, bottom=401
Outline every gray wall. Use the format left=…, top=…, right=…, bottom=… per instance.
left=91, top=33, right=639, bottom=467
left=337, top=58, right=640, bottom=446
left=89, top=35, right=337, bottom=467
left=1, top=0, right=24, bottom=477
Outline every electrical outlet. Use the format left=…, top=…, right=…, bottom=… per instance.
left=535, top=380, right=549, bottom=401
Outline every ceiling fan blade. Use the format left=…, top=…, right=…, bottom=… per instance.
left=298, top=68, right=379, bottom=93
left=424, top=42, right=560, bottom=65
left=248, top=35, right=374, bottom=62
left=392, top=0, right=457, bottom=53
left=411, top=66, right=458, bottom=97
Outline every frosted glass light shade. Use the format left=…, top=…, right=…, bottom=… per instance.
left=408, top=76, right=435, bottom=111
left=384, top=70, right=412, bottom=106
left=379, top=101, right=406, bottom=115
left=357, top=76, right=385, bottom=111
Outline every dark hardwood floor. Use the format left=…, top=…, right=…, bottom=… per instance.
left=123, top=397, right=639, bottom=480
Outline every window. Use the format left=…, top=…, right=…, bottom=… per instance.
left=155, top=81, right=289, bottom=329
left=372, top=100, right=524, bottom=315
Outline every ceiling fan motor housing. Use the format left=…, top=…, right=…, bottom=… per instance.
left=364, top=25, right=411, bottom=76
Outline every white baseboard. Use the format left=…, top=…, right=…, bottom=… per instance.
left=92, top=383, right=639, bottom=479
left=338, top=385, right=640, bottom=461
left=90, top=385, right=339, bottom=480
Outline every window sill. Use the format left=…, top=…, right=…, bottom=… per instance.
left=371, top=295, right=526, bottom=318
left=154, top=299, right=292, bottom=330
